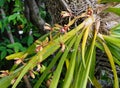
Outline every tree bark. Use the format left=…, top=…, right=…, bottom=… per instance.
left=45, top=0, right=66, bottom=24
left=25, top=0, right=45, bottom=34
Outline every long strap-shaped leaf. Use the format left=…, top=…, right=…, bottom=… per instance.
left=71, top=47, right=82, bottom=88
left=106, top=7, right=120, bottom=16
left=10, top=17, right=89, bottom=88
left=82, top=25, right=91, bottom=67
left=99, top=0, right=120, bottom=3
left=33, top=39, right=72, bottom=88
left=0, top=66, right=24, bottom=88
left=6, top=33, right=50, bottom=60
left=11, top=20, right=85, bottom=88
left=6, top=18, right=85, bottom=60
left=49, top=36, right=76, bottom=88
left=76, top=28, right=97, bottom=88
left=91, top=77, right=102, bottom=88
left=33, top=50, right=62, bottom=88
left=81, top=30, right=97, bottom=88
left=102, top=42, right=119, bottom=88
left=103, top=35, right=120, bottom=48
left=63, top=30, right=84, bottom=88
left=12, top=55, right=41, bottom=88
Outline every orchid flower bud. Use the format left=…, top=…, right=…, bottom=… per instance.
left=44, top=23, right=52, bottom=31
left=29, top=70, right=35, bottom=79
left=0, top=70, right=9, bottom=77
left=60, top=43, right=65, bottom=52
left=35, top=45, right=43, bottom=52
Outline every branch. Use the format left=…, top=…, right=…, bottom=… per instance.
left=59, top=0, right=72, bottom=13
left=25, top=0, right=46, bottom=34
left=24, top=1, right=30, bottom=21
left=0, top=8, right=15, bottom=44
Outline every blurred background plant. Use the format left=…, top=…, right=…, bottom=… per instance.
left=0, top=0, right=120, bottom=88
left=0, top=0, right=47, bottom=70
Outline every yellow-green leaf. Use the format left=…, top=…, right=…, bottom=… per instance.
left=102, top=42, right=119, bottom=88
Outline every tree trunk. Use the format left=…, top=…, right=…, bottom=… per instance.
left=45, top=0, right=66, bottom=24
left=24, top=0, right=46, bottom=34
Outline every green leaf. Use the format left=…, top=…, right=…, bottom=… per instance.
left=81, top=26, right=90, bottom=67
left=76, top=28, right=97, bottom=88
left=49, top=36, right=76, bottom=88
left=0, top=20, right=5, bottom=33
left=6, top=52, right=25, bottom=60
left=102, top=42, right=119, bottom=88
left=7, top=49, right=14, bottom=54
left=40, top=10, right=46, bottom=19
left=8, top=13, right=18, bottom=22
left=107, top=43, right=120, bottom=61
left=6, top=16, right=85, bottom=60
left=12, top=55, right=41, bottom=88
left=2, top=17, right=9, bottom=28
left=100, top=0, right=120, bottom=3
left=106, top=7, right=120, bottom=16
left=0, top=0, right=5, bottom=7
left=0, top=21, right=2, bottom=29
left=113, top=57, right=120, bottom=66
left=110, top=23, right=120, bottom=32
left=7, top=0, right=11, bottom=3
left=7, top=42, right=25, bottom=52
left=103, top=35, right=120, bottom=48
left=27, top=35, right=34, bottom=46
left=91, top=77, right=102, bottom=88
left=12, top=22, right=84, bottom=88
left=89, top=46, right=96, bottom=81
left=79, top=47, right=95, bottom=88
left=34, top=38, right=72, bottom=88
left=63, top=30, right=83, bottom=88
left=95, top=41, right=104, bottom=51
left=7, top=18, right=85, bottom=87
left=33, top=33, right=41, bottom=37
left=6, top=33, right=50, bottom=60
left=0, top=66, right=24, bottom=88
left=0, top=46, right=6, bottom=51
left=13, top=8, right=21, bottom=13
left=1, top=50, right=7, bottom=60
left=34, top=50, right=62, bottom=88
